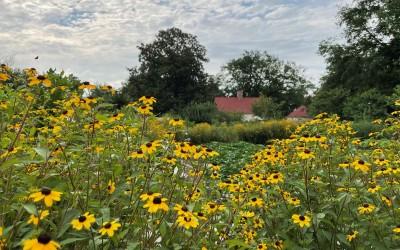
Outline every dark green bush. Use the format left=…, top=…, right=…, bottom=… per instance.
left=352, top=120, right=383, bottom=139
left=179, top=102, right=242, bottom=124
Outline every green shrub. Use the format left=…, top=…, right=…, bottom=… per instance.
left=352, top=120, right=383, bottom=139
left=179, top=102, right=242, bottom=124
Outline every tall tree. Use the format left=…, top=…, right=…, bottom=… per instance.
left=221, top=50, right=313, bottom=115
left=122, top=27, right=219, bottom=113
left=312, top=0, right=400, bottom=118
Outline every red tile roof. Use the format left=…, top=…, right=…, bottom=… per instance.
left=214, top=97, right=259, bottom=114
left=287, top=105, right=310, bottom=118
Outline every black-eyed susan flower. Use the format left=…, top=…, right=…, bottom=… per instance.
left=257, top=243, right=268, bottom=250
left=346, top=230, right=358, bottom=242
left=195, top=212, right=207, bottom=221
left=352, top=159, right=370, bottom=173
left=176, top=213, right=199, bottom=229
left=267, top=172, right=284, bottom=184
left=140, top=141, right=161, bottom=155
left=109, top=113, right=124, bottom=122
left=78, top=81, right=96, bottom=90
left=272, top=240, right=284, bottom=250
left=99, top=220, right=121, bottom=237
left=292, top=214, right=311, bottom=228
left=28, top=75, right=52, bottom=87
left=287, top=197, right=301, bottom=206
left=143, top=196, right=169, bottom=213
left=203, top=202, right=225, bottom=214
left=24, top=67, right=37, bottom=76
left=298, top=149, right=315, bottom=160
left=129, top=149, right=146, bottom=159
left=138, top=96, right=156, bottom=105
left=393, top=225, right=400, bottom=234
left=29, top=187, right=62, bottom=207
left=71, top=212, right=96, bottom=231
left=23, top=233, right=60, bottom=250
left=367, top=184, right=381, bottom=193
left=137, top=105, right=153, bottom=115
left=169, top=118, right=184, bottom=127
left=0, top=72, right=9, bottom=82
left=162, top=156, right=177, bottom=165
left=381, top=196, right=392, bottom=207
left=358, top=203, right=375, bottom=214
left=247, top=197, right=264, bottom=208
left=27, top=210, right=49, bottom=225
left=173, top=204, right=190, bottom=216
left=107, top=180, right=115, bottom=194
left=139, top=192, right=161, bottom=201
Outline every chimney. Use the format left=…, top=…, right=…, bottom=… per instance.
left=236, top=90, right=243, bottom=99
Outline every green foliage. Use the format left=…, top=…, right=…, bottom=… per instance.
left=309, top=87, right=350, bottom=117
left=221, top=50, right=314, bottom=115
left=186, top=120, right=296, bottom=144
left=352, top=120, right=383, bottom=139
left=122, top=27, right=220, bottom=113
left=205, top=141, right=263, bottom=176
left=343, top=88, right=387, bottom=120
left=252, top=95, right=284, bottom=119
left=179, top=102, right=242, bottom=124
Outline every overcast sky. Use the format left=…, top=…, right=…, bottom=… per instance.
left=0, top=0, right=350, bottom=88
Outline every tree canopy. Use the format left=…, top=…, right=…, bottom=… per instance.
left=220, top=50, right=313, bottom=115
left=122, top=27, right=220, bottom=114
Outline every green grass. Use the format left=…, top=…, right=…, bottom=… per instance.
left=206, top=141, right=263, bottom=176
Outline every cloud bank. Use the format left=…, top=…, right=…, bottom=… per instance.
left=0, top=0, right=349, bottom=87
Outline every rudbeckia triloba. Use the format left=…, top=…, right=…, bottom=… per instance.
left=139, top=192, right=161, bottom=201
left=28, top=75, right=52, bottom=87
left=173, top=204, right=190, bottom=216
left=367, top=184, right=381, bottom=193
left=257, top=243, right=268, bottom=250
left=352, top=159, right=370, bottom=173
left=27, top=210, right=49, bottom=225
left=140, top=141, right=160, bottom=155
left=130, top=149, right=146, bottom=159
left=107, top=180, right=116, bottom=194
left=176, top=213, right=199, bottom=229
left=99, top=220, right=121, bottom=237
left=287, top=197, right=301, bottom=206
left=381, top=196, right=392, bottom=207
left=143, top=196, right=169, bottom=213
left=291, top=214, right=311, bottom=228
left=162, top=156, right=177, bottom=165
left=267, top=172, right=284, bottom=184
left=29, top=187, right=62, bottom=207
left=23, top=233, right=60, bottom=250
left=298, top=149, right=315, bottom=160
left=248, top=197, right=264, bottom=208
left=138, top=96, right=156, bottom=105
left=273, top=240, right=284, bottom=250
left=203, top=202, right=225, bottom=214
left=357, top=203, right=376, bottom=214
left=109, top=113, right=124, bottom=122
left=71, top=212, right=96, bottom=231
left=137, top=105, right=153, bottom=115
left=346, top=230, right=358, bottom=242
left=393, top=225, right=400, bottom=233
left=169, top=118, right=184, bottom=127
left=78, top=81, right=96, bottom=90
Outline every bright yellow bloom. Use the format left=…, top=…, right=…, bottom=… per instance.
left=139, top=192, right=161, bottom=201
left=99, top=220, right=121, bottom=237
left=23, top=234, right=60, bottom=250
left=287, top=197, right=301, bottom=206
left=346, top=231, right=358, bottom=242
left=71, top=212, right=96, bottom=231
left=29, top=187, right=62, bottom=207
left=393, top=225, right=400, bottom=233
left=257, top=243, right=268, bottom=250
left=358, top=203, right=375, bottom=214
left=130, top=149, right=146, bottom=159
left=138, top=96, right=156, bottom=105
left=109, top=113, right=124, bottom=122
left=162, top=156, right=177, bottom=165
left=107, top=180, right=116, bottom=194
left=367, top=184, right=381, bottom=193
left=291, top=214, right=311, bottom=228
left=203, top=202, right=225, bottom=214
left=143, top=196, right=169, bottom=213
left=27, top=210, right=49, bottom=225
left=140, top=141, right=161, bottom=155
left=137, top=105, right=153, bottom=115
left=267, top=172, right=284, bottom=184
left=247, top=197, right=264, bottom=208
left=28, top=75, right=52, bottom=87
left=272, top=240, right=284, bottom=250
left=78, top=81, right=96, bottom=90
left=169, top=118, right=184, bottom=127
left=176, top=213, right=199, bottom=229
left=352, top=159, right=370, bottom=173
left=0, top=73, right=9, bottom=81
left=297, top=149, right=315, bottom=160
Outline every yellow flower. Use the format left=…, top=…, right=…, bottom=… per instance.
left=257, top=243, right=268, bottom=250
left=203, top=202, right=225, bottom=214
left=267, top=172, right=284, bottom=184
left=195, top=212, right=207, bottom=221
left=291, top=214, right=311, bottom=228
left=0, top=73, right=9, bottom=82
left=367, top=184, right=381, bottom=193
left=129, top=149, right=146, bottom=159
left=358, top=203, right=375, bottom=214
left=28, top=75, right=52, bottom=87
left=138, top=96, right=157, bottom=105
left=173, top=204, right=190, bottom=216
left=247, top=197, right=264, bottom=208
left=140, top=192, right=161, bottom=201
left=162, top=156, right=177, bottom=165
left=107, top=180, right=116, bottom=194
left=71, top=212, right=96, bottom=231
left=109, top=113, right=124, bottom=122
left=393, top=225, right=400, bottom=234
left=176, top=213, right=199, bottom=229
left=272, top=240, right=284, bottom=250
left=0, top=226, right=2, bottom=236
left=381, top=196, right=392, bottom=207
left=140, top=141, right=161, bottom=155
left=297, top=149, right=315, bottom=160
left=169, top=118, right=184, bottom=127
left=99, top=220, right=121, bottom=237
left=346, top=230, right=358, bottom=242
left=24, top=67, right=37, bottom=76
left=23, top=233, right=60, bottom=250
left=137, top=105, right=153, bottom=115
left=29, top=187, right=62, bottom=207
left=287, top=197, right=301, bottom=206
left=27, top=210, right=49, bottom=225
left=78, top=81, right=96, bottom=90
left=352, top=159, right=370, bottom=173
left=143, top=196, right=169, bottom=213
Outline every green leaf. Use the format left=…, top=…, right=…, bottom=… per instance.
left=34, top=147, right=50, bottom=160
left=22, top=204, right=38, bottom=216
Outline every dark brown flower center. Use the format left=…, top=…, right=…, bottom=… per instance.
left=358, top=160, right=365, bottom=165
left=209, top=204, right=216, bottom=209
left=153, top=197, right=162, bottom=204
left=78, top=215, right=87, bottom=222
left=184, top=217, right=191, bottom=222
left=363, top=204, right=369, bottom=208
left=37, top=233, right=51, bottom=244
left=198, top=212, right=204, bottom=217
left=299, top=215, right=305, bottom=221
left=273, top=174, right=279, bottom=179
left=251, top=197, right=257, bottom=202
left=37, top=75, right=46, bottom=80
left=146, top=143, right=152, bottom=148
left=104, top=222, right=112, bottom=229
left=304, top=149, right=311, bottom=154
left=41, top=187, right=51, bottom=195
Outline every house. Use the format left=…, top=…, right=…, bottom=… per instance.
left=214, top=91, right=260, bottom=121
left=287, top=105, right=311, bottom=121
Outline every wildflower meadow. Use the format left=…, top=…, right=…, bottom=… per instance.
left=1, top=64, right=400, bottom=249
